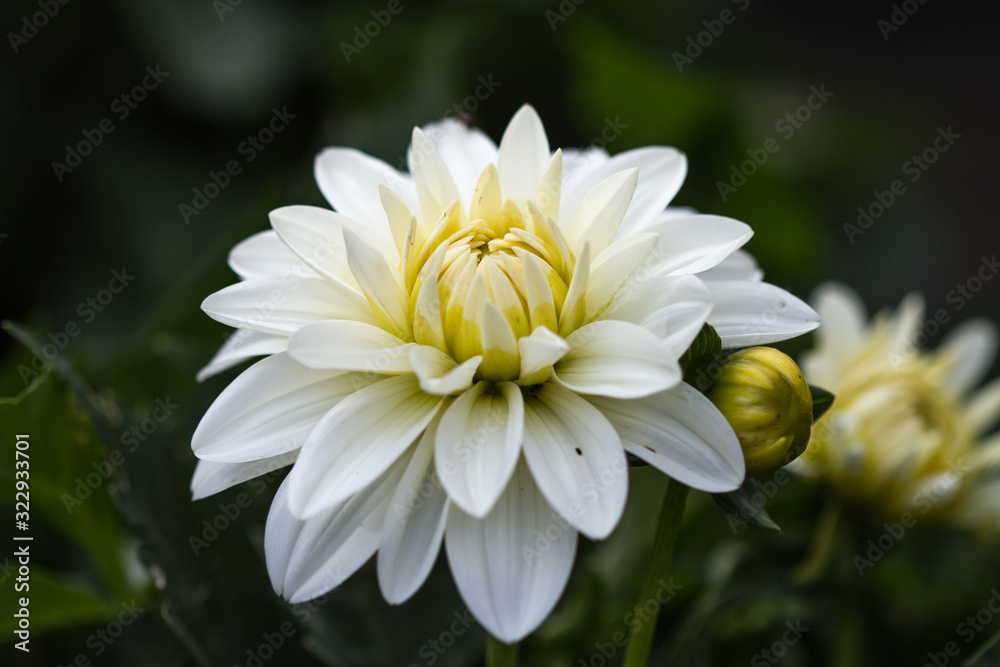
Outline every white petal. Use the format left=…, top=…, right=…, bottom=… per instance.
left=288, top=320, right=413, bottom=373
left=554, top=321, right=682, bottom=399
left=202, top=276, right=378, bottom=336
left=191, top=451, right=297, bottom=500
left=561, top=168, right=638, bottom=257
left=602, top=274, right=713, bottom=355
left=266, top=453, right=411, bottom=603
left=286, top=376, right=443, bottom=518
left=885, top=292, right=925, bottom=356
left=939, top=319, right=998, bottom=394
left=418, top=118, right=499, bottom=210
left=968, top=377, right=1000, bottom=436
left=589, top=383, right=744, bottom=492
left=521, top=383, right=628, bottom=539
left=409, top=345, right=481, bottom=395
left=193, top=353, right=375, bottom=463
left=809, top=282, right=867, bottom=362
left=708, top=280, right=820, bottom=347
left=343, top=227, right=413, bottom=340
left=518, top=326, right=570, bottom=385
left=585, top=232, right=659, bottom=321
left=497, top=104, right=550, bottom=205
left=197, top=330, right=288, bottom=382
left=446, top=460, right=577, bottom=643
left=697, top=249, right=763, bottom=283
left=378, top=418, right=450, bottom=604
left=644, top=214, right=753, bottom=276
left=315, top=147, right=415, bottom=229
left=435, top=382, right=524, bottom=518
left=409, top=127, right=463, bottom=224
left=228, top=230, right=314, bottom=280
left=269, top=205, right=395, bottom=286
left=561, top=147, right=686, bottom=237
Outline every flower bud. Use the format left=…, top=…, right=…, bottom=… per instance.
left=707, top=347, right=813, bottom=477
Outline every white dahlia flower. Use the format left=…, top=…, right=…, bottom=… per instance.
left=190, top=105, right=819, bottom=642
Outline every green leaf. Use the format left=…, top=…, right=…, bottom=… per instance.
left=1, top=566, right=116, bottom=637
left=713, top=478, right=781, bottom=532
left=0, top=354, right=131, bottom=601
left=809, top=385, right=835, bottom=422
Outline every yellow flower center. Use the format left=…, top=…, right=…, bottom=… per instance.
left=395, top=163, right=584, bottom=383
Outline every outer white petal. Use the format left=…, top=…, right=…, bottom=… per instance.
left=266, top=452, right=411, bottom=603
left=697, top=249, right=763, bottom=283
left=644, top=214, right=753, bottom=276
left=560, top=168, right=638, bottom=257
left=288, top=320, right=414, bottom=373
left=497, top=104, right=550, bottom=205
left=589, top=383, right=745, bottom=493
left=939, top=319, right=998, bottom=395
left=314, top=147, right=415, bottom=229
left=446, top=460, right=577, bottom=643
left=602, top=274, right=713, bottom=358
left=809, top=282, right=868, bottom=360
left=968, top=377, right=1000, bottom=436
left=193, top=353, right=374, bottom=463
left=197, top=330, right=288, bottom=382
left=409, top=127, right=462, bottom=224
left=201, top=276, right=378, bottom=336
left=228, top=230, right=314, bottom=280
left=585, top=232, right=659, bottom=321
left=269, top=205, right=396, bottom=286
left=553, top=321, right=682, bottom=399
left=560, top=147, right=687, bottom=238
left=191, top=451, right=297, bottom=500
left=435, top=382, right=524, bottom=518
left=409, top=346, right=482, bottom=395
left=708, top=280, right=820, bottom=347
left=885, top=292, right=924, bottom=357
left=378, top=418, right=450, bottom=604
left=418, top=118, right=499, bottom=210
left=286, top=376, right=443, bottom=518
left=521, top=383, right=628, bottom=539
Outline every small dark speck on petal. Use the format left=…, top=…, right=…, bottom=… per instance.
left=575, top=447, right=582, bottom=455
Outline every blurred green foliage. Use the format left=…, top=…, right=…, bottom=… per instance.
left=2, top=0, right=1000, bottom=665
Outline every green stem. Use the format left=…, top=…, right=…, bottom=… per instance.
left=792, top=501, right=842, bottom=586
left=486, top=635, right=519, bottom=667
left=622, top=478, right=690, bottom=667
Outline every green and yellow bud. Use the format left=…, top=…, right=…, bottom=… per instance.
left=708, top=347, right=813, bottom=477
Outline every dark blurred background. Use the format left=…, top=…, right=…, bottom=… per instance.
left=2, top=0, right=999, bottom=665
